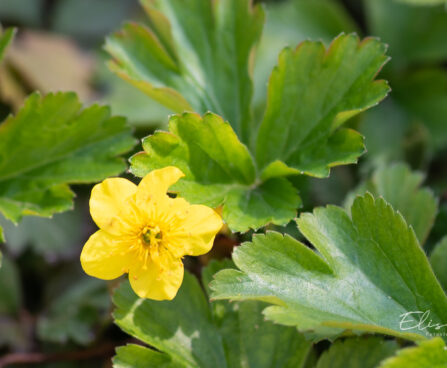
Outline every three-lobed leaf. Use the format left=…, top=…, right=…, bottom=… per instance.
left=211, top=194, right=447, bottom=341
left=130, top=112, right=300, bottom=232
left=0, top=92, right=135, bottom=224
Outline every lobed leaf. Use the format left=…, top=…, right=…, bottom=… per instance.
left=130, top=112, right=300, bottom=232
left=0, top=92, right=135, bottom=223
left=211, top=194, right=447, bottom=341
left=345, top=163, right=438, bottom=244
left=105, top=0, right=264, bottom=144
left=112, top=262, right=311, bottom=368
left=256, top=33, right=389, bottom=177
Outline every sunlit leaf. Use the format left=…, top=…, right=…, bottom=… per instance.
left=112, top=262, right=311, bottom=368
left=211, top=194, right=447, bottom=341
left=378, top=338, right=447, bottom=368
left=130, top=112, right=300, bottom=232
left=254, top=0, right=358, bottom=105
left=256, top=34, right=389, bottom=178
left=0, top=92, right=135, bottom=223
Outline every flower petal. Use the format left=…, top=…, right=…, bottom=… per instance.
left=136, top=166, right=184, bottom=206
left=90, top=177, right=139, bottom=235
left=128, top=256, right=184, bottom=300
left=168, top=199, right=223, bottom=257
left=80, top=230, right=133, bottom=280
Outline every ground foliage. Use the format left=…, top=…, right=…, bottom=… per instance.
left=0, top=0, right=446, bottom=367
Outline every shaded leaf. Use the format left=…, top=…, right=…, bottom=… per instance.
left=106, top=0, right=264, bottom=144
left=37, top=277, right=110, bottom=345
left=393, top=68, right=447, bottom=151
left=130, top=112, right=300, bottom=232
left=430, top=236, right=447, bottom=292
left=395, top=0, right=447, bottom=5
left=316, top=337, right=398, bottom=368
left=256, top=34, right=389, bottom=177
left=113, top=264, right=311, bottom=368
left=378, top=338, right=447, bottom=368
left=345, top=163, right=438, bottom=244
left=0, top=254, right=21, bottom=315
left=0, top=92, right=135, bottom=223
left=0, top=209, right=83, bottom=259
left=211, top=194, right=447, bottom=341
left=113, top=344, right=181, bottom=368
left=365, top=0, right=447, bottom=66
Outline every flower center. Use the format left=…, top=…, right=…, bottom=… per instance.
left=141, top=225, right=162, bottom=246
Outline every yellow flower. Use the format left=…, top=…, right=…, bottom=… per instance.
left=80, top=166, right=222, bottom=300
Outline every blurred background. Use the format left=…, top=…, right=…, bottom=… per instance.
left=0, top=0, right=446, bottom=366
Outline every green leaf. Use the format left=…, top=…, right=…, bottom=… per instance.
left=430, top=236, right=447, bottom=292
left=0, top=92, right=135, bottom=223
left=113, top=344, right=181, bottom=368
left=37, top=277, right=110, bottom=345
left=316, top=337, right=398, bottom=368
left=106, top=0, right=264, bottom=144
left=255, top=34, right=389, bottom=177
left=113, top=264, right=311, bottom=368
left=395, top=0, right=447, bottom=5
left=365, top=0, right=447, bottom=66
left=254, top=0, right=358, bottom=105
left=0, top=210, right=84, bottom=259
left=345, top=163, right=438, bottom=244
left=378, top=338, right=447, bottom=368
left=211, top=194, right=447, bottom=341
left=0, top=27, right=15, bottom=62
left=393, top=68, right=447, bottom=151
left=0, top=254, right=21, bottom=316
left=130, top=112, right=300, bottom=232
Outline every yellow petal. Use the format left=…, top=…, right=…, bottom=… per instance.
left=90, top=177, right=139, bottom=235
left=136, top=166, right=184, bottom=206
left=168, top=199, right=223, bottom=257
left=80, top=230, right=133, bottom=280
left=128, top=256, right=184, bottom=300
